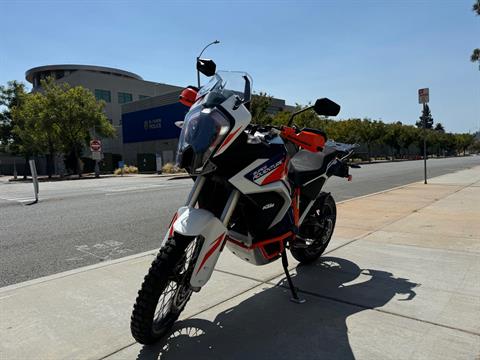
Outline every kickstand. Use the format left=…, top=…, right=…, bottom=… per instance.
left=281, top=250, right=306, bottom=304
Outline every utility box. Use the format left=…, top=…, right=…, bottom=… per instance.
left=137, top=153, right=156, bottom=173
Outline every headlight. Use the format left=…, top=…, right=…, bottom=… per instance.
left=176, top=107, right=230, bottom=172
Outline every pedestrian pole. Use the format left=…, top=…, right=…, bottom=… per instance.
left=418, top=88, right=429, bottom=185
left=93, top=127, right=100, bottom=178
left=423, top=103, right=427, bottom=185
left=13, top=159, right=17, bottom=180
left=94, top=160, right=100, bottom=178
left=29, top=159, right=39, bottom=204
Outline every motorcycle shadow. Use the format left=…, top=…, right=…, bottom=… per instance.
left=136, top=256, right=418, bottom=360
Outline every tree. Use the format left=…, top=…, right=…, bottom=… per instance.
left=454, top=133, right=475, bottom=155
left=0, top=81, right=27, bottom=153
left=416, top=104, right=434, bottom=129
left=383, top=122, right=404, bottom=160
left=250, top=92, right=273, bottom=125
left=11, top=92, right=48, bottom=178
left=434, top=123, right=445, bottom=133
left=10, top=78, right=115, bottom=176
left=39, top=79, right=115, bottom=175
left=472, top=49, right=480, bottom=63
left=270, top=103, right=328, bottom=130
left=471, top=1, right=480, bottom=64
left=356, top=119, right=386, bottom=162
left=398, top=125, right=419, bottom=156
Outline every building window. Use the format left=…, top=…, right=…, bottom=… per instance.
left=118, top=92, right=133, bottom=104
left=139, top=95, right=150, bottom=100
left=95, top=89, right=111, bottom=103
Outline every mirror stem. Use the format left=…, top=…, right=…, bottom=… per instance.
left=196, top=56, right=201, bottom=88
left=288, top=105, right=314, bottom=127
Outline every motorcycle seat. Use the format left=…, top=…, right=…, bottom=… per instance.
left=288, top=148, right=338, bottom=186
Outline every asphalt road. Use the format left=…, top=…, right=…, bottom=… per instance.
left=0, top=156, right=478, bottom=287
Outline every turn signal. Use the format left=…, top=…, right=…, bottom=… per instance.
left=179, top=86, right=198, bottom=107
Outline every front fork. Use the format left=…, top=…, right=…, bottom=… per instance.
left=186, top=175, right=240, bottom=226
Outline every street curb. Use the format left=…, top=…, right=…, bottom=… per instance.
left=0, top=249, right=158, bottom=294
left=0, top=181, right=418, bottom=294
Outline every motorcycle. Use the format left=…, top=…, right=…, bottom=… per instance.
left=130, top=58, right=358, bottom=344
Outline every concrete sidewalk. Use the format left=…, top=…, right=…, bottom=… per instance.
left=1, top=167, right=479, bottom=360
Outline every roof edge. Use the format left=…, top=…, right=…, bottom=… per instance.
left=25, top=64, right=143, bottom=83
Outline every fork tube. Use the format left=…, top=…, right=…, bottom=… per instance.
left=186, top=176, right=206, bottom=207
left=220, top=189, right=240, bottom=226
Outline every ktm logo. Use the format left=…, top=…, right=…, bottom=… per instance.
left=262, top=203, right=275, bottom=210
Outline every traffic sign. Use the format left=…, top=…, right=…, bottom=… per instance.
left=90, top=139, right=102, bottom=152
left=418, top=88, right=429, bottom=104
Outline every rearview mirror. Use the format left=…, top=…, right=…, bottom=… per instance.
left=313, top=98, right=341, bottom=117
left=196, top=58, right=216, bottom=77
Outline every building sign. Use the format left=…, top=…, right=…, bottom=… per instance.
left=122, top=102, right=188, bottom=143
left=144, top=118, right=162, bottom=130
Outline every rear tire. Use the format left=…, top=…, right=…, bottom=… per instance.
left=290, top=194, right=336, bottom=264
left=130, top=234, right=198, bottom=344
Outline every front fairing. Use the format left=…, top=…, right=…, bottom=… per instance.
left=176, top=101, right=231, bottom=174
left=176, top=71, right=253, bottom=175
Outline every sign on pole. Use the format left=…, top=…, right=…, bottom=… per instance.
left=90, top=139, right=102, bottom=152
left=418, top=88, right=430, bottom=184
left=90, top=139, right=102, bottom=178
left=418, top=88, right=429, bottom=104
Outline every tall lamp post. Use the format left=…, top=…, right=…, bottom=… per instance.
left=197, top=40, right=220, bottom=88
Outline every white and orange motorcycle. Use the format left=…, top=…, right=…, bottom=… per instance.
left=130, top=59, right=358, bottom=344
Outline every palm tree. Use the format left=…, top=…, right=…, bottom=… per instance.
left=471, top=1, right=480, bottom=64
left=471, top=49, right=480, bottom=63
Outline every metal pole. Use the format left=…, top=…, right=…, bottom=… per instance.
left=196, top=56, right=200, bottom=88
left=423, top=103, right=427, bottom=184
left=196, top=40, right=220, bottom=89
left=93, top=126, right=100, bottom=178
left=13, top=159, right=17, bottom=179
left=29, top=159, right=39, bottom=204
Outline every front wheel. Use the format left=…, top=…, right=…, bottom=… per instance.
left=130, top=234, right=199, bottom=344
left=290, top=194, right=337, bottom=264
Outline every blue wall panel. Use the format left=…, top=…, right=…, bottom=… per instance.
left=122, top=102, right=188, bottom=143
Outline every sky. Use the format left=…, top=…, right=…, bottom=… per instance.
left=1, top=0, right=479, bottom=133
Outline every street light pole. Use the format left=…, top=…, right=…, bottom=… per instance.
left=196, top=40, right=220, bottom=88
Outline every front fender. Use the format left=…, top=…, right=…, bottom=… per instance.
left=167, top=206, right=227, bottom=288
left=173, top=206, right=217, bottom=236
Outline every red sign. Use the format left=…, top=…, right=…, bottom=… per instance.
left=90, top=139, right=102, bottom=152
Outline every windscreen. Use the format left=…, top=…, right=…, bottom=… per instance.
left=196, top=71, right=253, bottom=103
